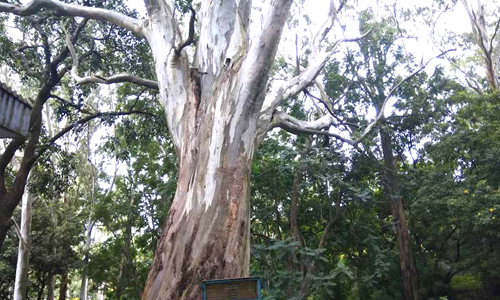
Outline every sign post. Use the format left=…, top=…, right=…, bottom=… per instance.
left=202, top=277, right=261, bottom=300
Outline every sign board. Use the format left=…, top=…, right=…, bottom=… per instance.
left=202, top=277, right=261, bottom=300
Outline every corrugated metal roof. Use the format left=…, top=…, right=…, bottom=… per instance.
left=0, top=81, right=32, bottom=138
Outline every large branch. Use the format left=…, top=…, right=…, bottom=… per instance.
left=0, top=0, right=146, bottom=37
left=283, top=32, right=371, bottom=102
left=238, top=0, right=293, bottom=113
left=273, top=50, right=455, bottom=146
left=271, top=111, right=356, bottom=145
left=260, top=31, right=371, bottom=123
left=65, top=32, right=159, bottom=90
left=0, top=138, right=25, bottom=193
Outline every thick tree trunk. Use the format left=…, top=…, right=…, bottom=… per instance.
left=141, top=143, right=253, bottom=299
left=13, top=183, right=33, bottom=300
left=380, top=129, right=419, bottom=300
left=141, top=1, right=293, bottom=300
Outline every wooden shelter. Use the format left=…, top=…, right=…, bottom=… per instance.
left=0, top=81, right=31, bottom=138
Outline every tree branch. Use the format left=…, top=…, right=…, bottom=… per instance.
left=272, top=49, right=454, bottom=147
left=352, top=49, right=455, bottom=146
left=260, top=30, right=371, bottom=124
left=31, top=110, right=158, bottom=163
left=0, top=138, right=25, bottom=193
left=49, top=94, right=93, bottom=114
left=272, top=111, right=355, bottom=145
left=174, top=6, right=196, bottom=56
left=282, top=30, right=372, bottom=102
left=0, top=0, right=147, bottom=38
left=31, top=18, right=52, bottom=80
left=52, top=18, right=89, bottom=74
left=65, top=31, right=159, bottom=90
left=10, top=217, right=24, bottom=246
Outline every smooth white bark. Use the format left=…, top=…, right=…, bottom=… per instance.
left=0, top=0, right=146, bottom=37
left=13, top=179, right=33, bottom=300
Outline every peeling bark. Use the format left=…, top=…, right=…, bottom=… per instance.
left=141, top=2, right=293, bottom=299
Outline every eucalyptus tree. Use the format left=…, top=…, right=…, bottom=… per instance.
left=460, top=0, right=500, bottom=92
left=0, top=0, right=441, bottom=299
left=13, top=179, right=33, bottom=300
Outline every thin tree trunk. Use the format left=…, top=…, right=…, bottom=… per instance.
left=13, top=179, right=33, bottom=300
left=46, top=275, right=55, bottom=300
left=286, top=138, right=311, bottom=298
left=37, top=280, right=46, bottom=300
left=79, top=216, right=93, bottom=300
left=380, top=129, right=419, bottom=300
left=116, top=196, right=133, bottom=300
left=116, top=254, right=128, bottom=300
left=80, top=126, right=96, bottom=300
left=46, top=171, right=57, bottom=300
left=58, top=273, right=68, bottom=300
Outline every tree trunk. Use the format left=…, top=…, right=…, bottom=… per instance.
left=141, top=145, right=253, bottom=299
left=79, top=217, right=93, bottom=300
left=380, top=129, right=419, bottom=300
left=46, top=275, right=56, bottom=300
left=58, top=273, right=68, bottom=300
left=37, top=279, right=46, bottom=300
left=13, top=181, right=34, bottom=300
left=141, top=1, right=293, bottom=300
left=287, top=139, right=311, bottom=298
left=80, top=126, right=96, bottom=300
left=0, top=212, right=12, bottom=251
left=116, top=196, right=133, bottom=300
